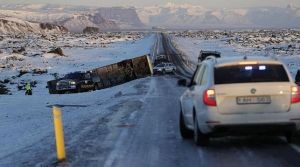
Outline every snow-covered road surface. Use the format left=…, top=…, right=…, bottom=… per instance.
left=3, top=76, right=300, bottom=167
left=100, top=76, right=300, bottom=167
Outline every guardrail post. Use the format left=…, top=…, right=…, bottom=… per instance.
left=52, top=106, right=66, bottom=161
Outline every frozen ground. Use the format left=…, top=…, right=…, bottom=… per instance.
left=172, top=30, right=300, bottom=78
left=0, top=33, right=155, bottom=165
left=0, top=76, right=152, bottom=166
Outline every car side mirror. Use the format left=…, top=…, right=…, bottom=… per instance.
left=296, top=71, right=300, bottom=84
left=177, top=79, right=187, bottom=87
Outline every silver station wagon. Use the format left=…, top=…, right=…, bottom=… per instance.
left=179, top=56, right=300, bottom=146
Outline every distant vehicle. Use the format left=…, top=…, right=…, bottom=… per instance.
left=55, top=71, right=95, bottom=94
left=178, top=56, right=300, bottom=146
left=154, top=54, right=168, bottom=65
left=156, top=54, right=167, bottom=60
left=153, top=63, right=176, bottom=74
left=296, top=70, right=300, bottom=86
left=287, top=63, right=296, bottom=67
left=198, top=50, right=221, bottom=62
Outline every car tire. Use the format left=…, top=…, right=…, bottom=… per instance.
left=64, top=91, right=71, bottom=94
left=77, top=86, right=82, bottom=93
left=94, top=84, right=98, bottom=91
left=285, top=131, right=297, bottom=143
left=194, top=116, right=209, bottom=146
left=180, top=109, right=193, bottom=139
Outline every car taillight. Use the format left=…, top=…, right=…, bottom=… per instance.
left=291, top=86, right=300, bottom=104
left=203, top=89, right=217, bottom=106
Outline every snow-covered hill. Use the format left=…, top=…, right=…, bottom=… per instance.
left=96, top=7, right=145, bottom=29
left=0, top=17, right=67, bottom=34
left=57, top=13, right=119, bottom=33
left=137, top=3, right=300, bottom=29
left=0, top=10, right=119, bottom=33
left=0, top=4, right=145, bottom=32
left=0, top=3, right=299, bottom=32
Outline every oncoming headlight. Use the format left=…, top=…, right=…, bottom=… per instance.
left=70, top=81, right=76, bottom=85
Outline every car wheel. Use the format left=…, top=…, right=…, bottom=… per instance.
left=180, top=109, right=193, bottom=139
left=162, top=69, right=166, bottom=75
left=77, top=86, right=82, bottom=93
left=194, top=116, right=209, bottom=146
left=94, top=84, right=98, bottom=91
left=285, top=131, right=297, bottom=143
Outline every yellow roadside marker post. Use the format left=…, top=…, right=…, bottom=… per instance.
left=52, top=106, right=66, bottom=161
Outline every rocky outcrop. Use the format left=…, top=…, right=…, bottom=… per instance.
left=83, top=26, right=99, bottom=33
left=0, top=17, right=68, bottom=34
left=48, top=47, right=64, bottom=56
left=0, top=83, right=9, bottom=95
left=58, top=14, right=119, bottom=33
left=39, top=23, right=68, bottom=32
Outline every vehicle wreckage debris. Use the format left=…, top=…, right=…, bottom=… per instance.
left=47, top=54, right=153, bottom=94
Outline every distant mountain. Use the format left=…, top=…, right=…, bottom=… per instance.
left=96, top=7, right=145, bottom=29
left=0, top=10, right=120, bottom=33
left=56, top=13, right=119, bottom=33
left=0, top=17, right=67, bottom=34
left=0, top=4, right=97, bottom=13
left=137, top=3, right=300, bottom=29
left=0, top=3, right=298, bottom=33
left=0, top=4, right=145, bottom=32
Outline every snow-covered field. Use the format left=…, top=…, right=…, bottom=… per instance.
left=172, top=30, right=300, bottom=78
left=0, top=33, right=155, bottom=165
left=0, top=76, right=153, bottom=166
left=0, top=32, right=151, bottom=95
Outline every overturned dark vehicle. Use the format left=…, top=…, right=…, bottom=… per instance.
left=198, top=50, right=221, bottom=62
left=47, top=55, right=153, bottom=94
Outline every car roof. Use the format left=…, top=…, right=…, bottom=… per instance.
left=201, top=56, right=283, bottom=67
left=200, top=50, right=221, bottom=55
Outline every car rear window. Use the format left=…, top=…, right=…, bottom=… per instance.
left=214, top=64, right=289, bottom=84
left=156, top=64, right=164, bottom=67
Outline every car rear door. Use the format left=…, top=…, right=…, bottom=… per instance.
left=165, top=63, right=172, bottom=72
left=214, top=63, right=292, bottom=114
left=182, top=65, right=202, bottom=126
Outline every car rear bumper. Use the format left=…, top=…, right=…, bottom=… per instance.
left=209, top=122, right=296, bottom=136
left=56, top=87, right=76, bottom=91
left=153, top=70, right=163, bottom=74
left=196, top=103, right=300, bottom=134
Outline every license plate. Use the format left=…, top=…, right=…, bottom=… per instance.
left=236, top=96, right=271, bottom=104
left=81, top=85, right=93, bottom=89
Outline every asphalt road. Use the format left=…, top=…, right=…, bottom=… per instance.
left=161, top=33, right=194, bottom=78
left=103, top=76, right=300, bottom=167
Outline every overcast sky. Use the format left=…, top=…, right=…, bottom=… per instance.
left=0, top=0, right=299, bottom=8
